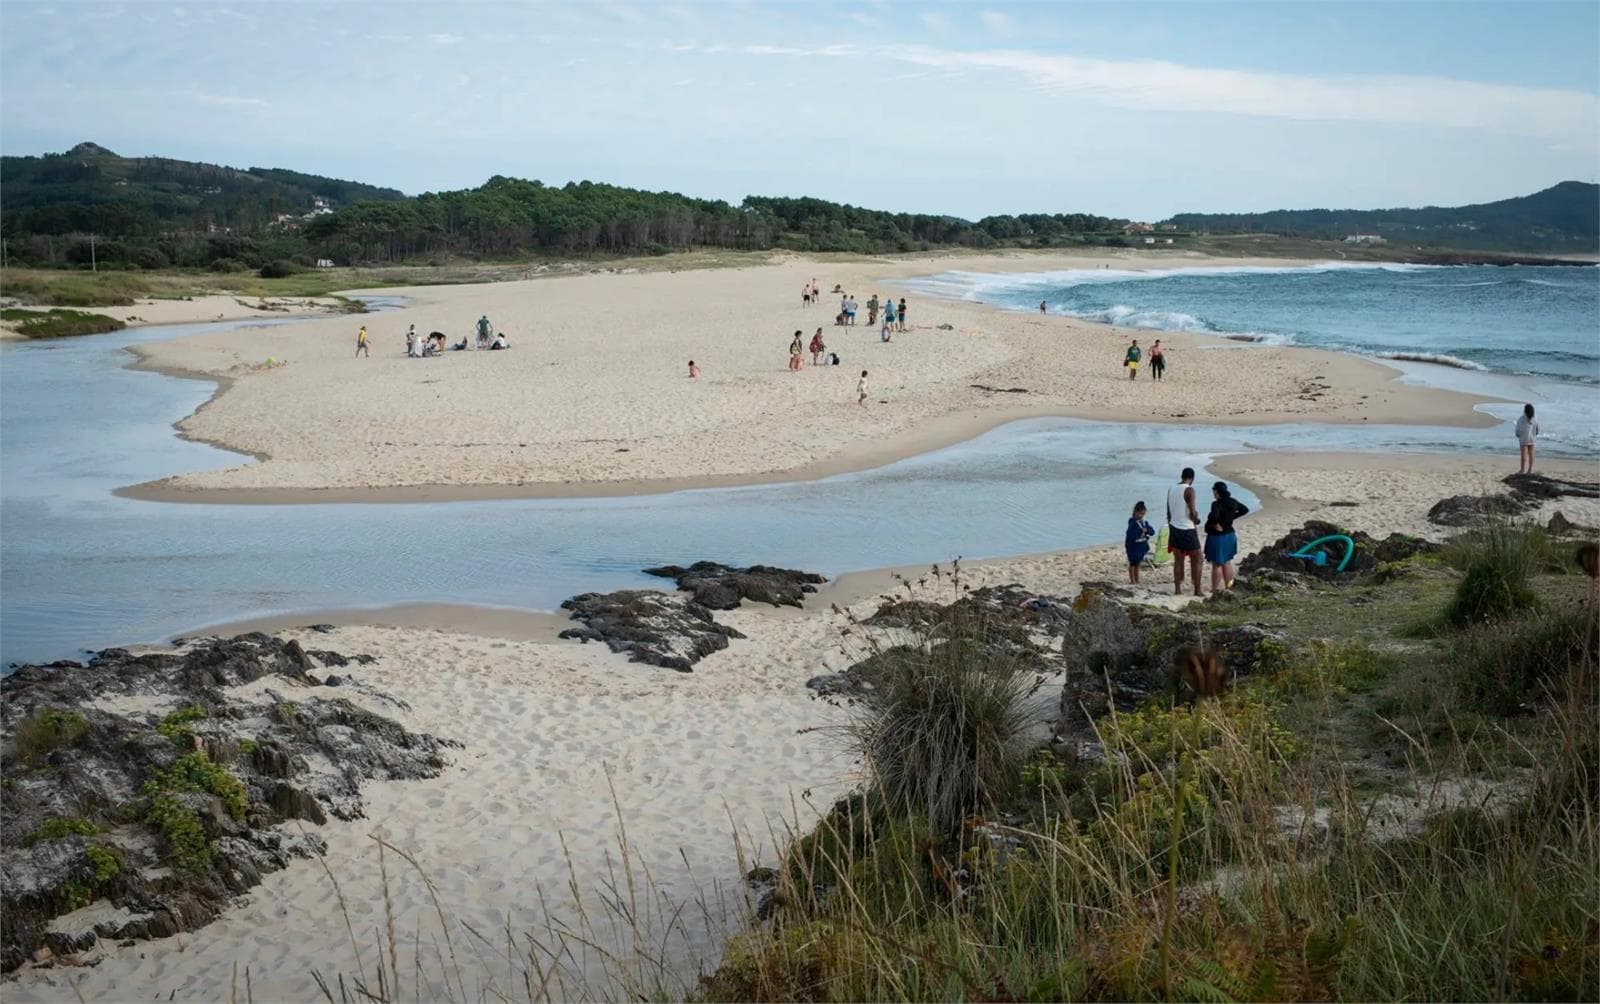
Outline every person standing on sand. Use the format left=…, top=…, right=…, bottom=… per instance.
left=476, top=315, right=492, bottom=350
left=802, top=283, right=812, bottom=307
left=1039, top=301, right=1048, bottom=313
left=897, top=298, right=908, bottom=332
left=809, top=328, right=825, bottom=366
left=789, top=330, right=804, bottom=372
left=882, top=299, right=896, bottom=341
left=1167, top=467, right=1204, bottom=597
left=1515, top=403, right=1539, bottom=473
left=688, top=360, right=699, bottom=378
left=1149, top=340, right=1165, bottom=381
left=404, top=326, right=415, bottom=357
left=1125, top=501, right=1154, bottom=585
left=1204, top=481, right=1249, bottom=592
left=867, top=295, right=879, bottom=327
left=857, top=369, right=869, bottom=405
left=1124, top=339, right=1142, bottom=379
left=356, top=325, right=369, bottom=357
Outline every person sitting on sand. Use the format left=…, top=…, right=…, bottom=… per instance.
left=1149, top=340, right=1166, bottom=381
left=688, top=360, right=700, bottom=378
left=789, top=331, right=804, bottom=371
left=809, top=328, right=825, bottom=366
left=857, top=369, right=869, bottom=405
left=476, top=315, right=492, bottom=349
left=1204, top=481, right=1250, bottom=592
left=897, top=298, right=908, bottom=332
left=1515, top=403, right=1539, bottom=474
left=1167, top=467, right=1204, bottom=597
left=490, top=332, right=509, bottom=350
left=831, top=283, right=843, bottom=294
left=1125, top=501, right=1154, bottom=585
left=356, top=325, right=369, bottom=357
left=1124, top=339, right=1141, bottom=380
left=452, top=336, right=468, bottom=351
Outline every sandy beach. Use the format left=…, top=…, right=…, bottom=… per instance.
left=117, top=250, right=1498, bottom=503
left=12, top=449, right=1597, bottom=1001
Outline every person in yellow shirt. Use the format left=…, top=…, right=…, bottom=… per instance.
left=355, top=325, right=369, bottom=357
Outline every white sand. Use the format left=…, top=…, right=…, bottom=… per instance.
left=122, top=251, right=1495, bottom=501
left=12, top=451, right=1594, bottom=1001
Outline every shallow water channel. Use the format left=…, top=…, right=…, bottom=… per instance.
left=0, top=307, right=1518, bottom=665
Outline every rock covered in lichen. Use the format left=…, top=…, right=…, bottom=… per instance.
left=0, top=633, right=453, bottom=972
left=559, top=589, right=746, bottom=671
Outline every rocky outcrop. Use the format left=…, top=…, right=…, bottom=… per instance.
left=642, top=562, right=827, bottom=610
left=1238, top=521, right=1438, bottom=580
left=559, top=589, right=746, bottom=671
left=1428, top=472, right=1600, bottom=528
left=1057, top=583, right=1286, bottom=728
left=1, top=634, right=452, bottom=972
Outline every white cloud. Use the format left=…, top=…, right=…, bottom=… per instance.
left=978, top=10, right=1014, bottom=34
left=430, top=33, right=462, bottom=45
left=180, top=90, right=268, bottom=107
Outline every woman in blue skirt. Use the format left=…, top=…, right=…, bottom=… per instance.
left=1204, top=481, right=1250, bottom=592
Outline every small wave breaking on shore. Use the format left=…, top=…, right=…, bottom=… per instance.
left=1374, top=351, right=1492, bottom=372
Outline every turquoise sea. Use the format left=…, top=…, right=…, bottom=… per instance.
left=899, top=263, right=1600, bottom=453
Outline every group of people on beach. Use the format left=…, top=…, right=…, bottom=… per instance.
left=359, top=316, right=509, bottom=358
left=1125, top=467, right=1250, bottom=596
left=1122, top=338, right=1167, bottom=380
left=803, top=281, right=909, bottom=343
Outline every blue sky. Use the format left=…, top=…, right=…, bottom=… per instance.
left=2, top=1, right=1596, bottom=220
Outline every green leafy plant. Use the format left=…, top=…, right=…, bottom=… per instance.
left=156, top=704, right=208, bottom=745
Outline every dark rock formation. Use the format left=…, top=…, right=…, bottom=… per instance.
left=642, top=561, right=827, bottom=610
left=1237, top=521, right=1438, bottom=580
left=1427, top=493, right=1526, bottom=527
left=559, top=589, right=746, bottom=671
left=1057, top=583, right=1286, bottom=728
left=0, top=634, right=452, bottom=972
left=1427, top=473, right=1600, bottom=528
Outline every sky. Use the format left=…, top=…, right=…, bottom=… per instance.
left=1, top=1, right=1597, bottom=220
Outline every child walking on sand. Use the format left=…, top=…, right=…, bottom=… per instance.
left=688, top=360, right=699, bottom=378
left=857, top=370, right=869, bottom=405
left=356, top=325, right=369, bottom=357
left=1126, top=501, right=1154, bottom=584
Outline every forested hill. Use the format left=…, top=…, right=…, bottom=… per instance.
left=1164, top=182, right=1599, bottom=253
left=0, top=144, right=1124, bottom=269
left=0, top=142, right=406, bottom=238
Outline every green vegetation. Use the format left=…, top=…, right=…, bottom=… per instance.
left=1444, top=522, right=1548, bottom=625
left=12, top=709, right=88, bottom=766
left=29, top=816, right=99, bottom=844
left=236, top=737, right=258, bottom=756
left=1167, top=180, right=1599, bottom=254
left=0, top=307, right=125, bottom=338
left=695, top=529, right=1598, bottom=1003
left=61, top=843, right=125, bottom=911
left=141, top=751, right=248, bottom=872
left=156, top=704, right=208, bottom=745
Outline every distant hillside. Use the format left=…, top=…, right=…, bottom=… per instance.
left=0, top=142, right=406, bottom=238
left=1165, top=182, right=1599, bottom=254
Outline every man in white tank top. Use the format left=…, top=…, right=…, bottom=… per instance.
left=1166, top=467, right=1204, bottom=596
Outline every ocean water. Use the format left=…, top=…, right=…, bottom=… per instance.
left=899, top=263, right=1600, bottom=452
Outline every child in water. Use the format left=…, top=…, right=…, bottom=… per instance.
left=1125, top=501, right=1154, bottom=584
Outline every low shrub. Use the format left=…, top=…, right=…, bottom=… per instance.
left=843, top=619, right=1041, bottom=830
left=258, top=259, right=300, bottom=278
left=1454, top=607, right=1596, bottom=715
left=12, top=708, right=88, bottom=765
left=0, top=307, right=126, bottom=338
left=30, top=816, right=99, bottom=844
left=156, top=704, right=208, bottom=745
left=1444, top=523, right=1546, bottom=625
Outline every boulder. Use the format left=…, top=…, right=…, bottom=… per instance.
left=1238, top=521, right=1437, bottom=580
left=642, top=561, right=827, bottom=610
left=1427, top=493, right=1526, bottom=527
left=559, top=589, right=746, bottom=671
left=1057, top=583, right=1287, bottom=730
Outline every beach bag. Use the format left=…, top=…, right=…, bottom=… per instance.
left=1151, top=526, right=1172, bottom=564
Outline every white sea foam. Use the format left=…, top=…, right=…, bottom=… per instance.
left=1374, top=351, right=1491, bottom=371
left=895, top=261, right=1441, bottom=301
